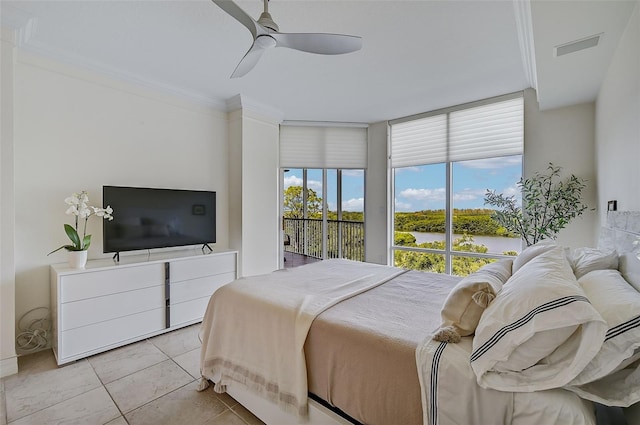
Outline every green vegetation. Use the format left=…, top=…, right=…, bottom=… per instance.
left=485, top=163, right=588, bottom=246
left=394, top=208, right=514, bottom=237
left=283, top=186, right=322, bottom=218
left=393, top=232, right=517, bottom=276
left=282, top=185, right=518, bottom=275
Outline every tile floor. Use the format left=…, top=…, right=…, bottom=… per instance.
left=0, top=324, right=266, bottom=425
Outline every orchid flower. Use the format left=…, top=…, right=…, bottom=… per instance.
left=49, top=191, right=115, bottom=255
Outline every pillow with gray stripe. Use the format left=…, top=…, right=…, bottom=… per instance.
left=470, top=245, right=607, bottom=392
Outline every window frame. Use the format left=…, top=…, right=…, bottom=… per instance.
left=389, top=92, right=524, bottom=275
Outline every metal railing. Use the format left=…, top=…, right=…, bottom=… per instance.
left=283, top=217, right=364, bottom=262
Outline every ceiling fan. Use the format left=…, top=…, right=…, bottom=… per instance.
left=212, top=0, right=362, bottom=78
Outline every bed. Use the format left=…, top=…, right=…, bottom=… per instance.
left=198, top=211, right=640, bottom=425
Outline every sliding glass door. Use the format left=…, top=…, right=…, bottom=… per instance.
left=283, top=168, right=365, bottom=263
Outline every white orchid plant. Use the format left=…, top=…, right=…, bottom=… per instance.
left=48, top=191, right=114, bottom=254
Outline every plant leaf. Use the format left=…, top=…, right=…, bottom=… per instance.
left=64, top=224, right=81, bottom=248
left=83, top=234, right=92, bottom=250
left=47, top=244, right=76, bottom=255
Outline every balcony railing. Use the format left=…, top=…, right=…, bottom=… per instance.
left=283, top=217, right=364, bottom=262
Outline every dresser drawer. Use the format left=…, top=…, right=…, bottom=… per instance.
left=60, top=308, right=164, bottom=360
left=170, top=272, right=234, bottom=305
left=60, top=263, right=165, bottom=303
left=61, top=285, right=164, bottom=331
left=170, top=253, right=236, bottom=283
left=170, top=297, right=210, bottom=328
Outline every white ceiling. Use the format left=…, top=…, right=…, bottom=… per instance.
left=1, top=0, right=636, bottom=123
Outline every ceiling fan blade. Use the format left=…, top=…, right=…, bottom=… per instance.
left=272, top=33, right=362, bottom=55
left=230, top=36, right=275, bottom=78
left=211, top=0, right=266, bottom=39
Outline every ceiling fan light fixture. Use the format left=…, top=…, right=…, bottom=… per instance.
left=256, top=35, right=277, bottom=49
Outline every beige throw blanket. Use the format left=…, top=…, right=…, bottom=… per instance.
left=199, top=259, right=407, bottom=416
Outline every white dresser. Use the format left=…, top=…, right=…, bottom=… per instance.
left=50, top=249, right=237, bottom=365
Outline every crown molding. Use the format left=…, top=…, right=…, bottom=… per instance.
left=0, top=5, right=37, bottom=46
left=513, top=0, right=538, bottom=94
left=1, top=3, right=229, bottom=112
left=20, top=39, right=228, bottom=111
left=227, top=94, right=284, bottom=124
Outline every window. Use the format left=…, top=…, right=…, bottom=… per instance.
left=390, top=93, right=523, bottom=276
left=279, top=123, right=368, bottom=264
left=283, top=168, right=365, bottom=262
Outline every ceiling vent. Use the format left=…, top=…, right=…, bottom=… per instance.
left=554, top=33, right=602, bottom=57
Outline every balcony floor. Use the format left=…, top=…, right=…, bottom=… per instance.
left=283, top=251, right=322, bottom=268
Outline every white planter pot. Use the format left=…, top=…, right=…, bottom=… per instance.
left=68, top=250, right=88, bottom=269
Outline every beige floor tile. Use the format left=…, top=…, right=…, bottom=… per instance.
left=214, top=391, right=240, bottom=409
left=232, top=403, right=267, bottom=425
left=105, top=359, right=194, bottom=413
left=149, top=324, right=202, bottom=357
left=8, top=387, right=120, bottom=425
left=88, top=340, right=169, bottom=384
left=4, top=359, right=101, bottom=422
left=105, top=416, right=128, bottom=425
left=13, top=350, right=57, bottom=376
left=173, top=347, right=201, bottom=379
left=206, top=409, right=252, bottom=425
left=125, top=381, right=228, bottom=425
left=1, top=382, right=6, bottom=425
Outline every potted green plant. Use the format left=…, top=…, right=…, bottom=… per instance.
left=49, top=191, right=114, bottom=268
left=484, top=163, right=588, bottom=247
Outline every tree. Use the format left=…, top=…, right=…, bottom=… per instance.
left=283, top=186, right=322, bottom=218
left=484, top=163, right=588, bottom=246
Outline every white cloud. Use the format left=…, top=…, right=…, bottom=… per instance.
left=283, top=175, right=303, bottom=188
left=394, top=166, right=422, bottom=174
left=399, top=187, right=446, bottom=201
left=459, top=156, right=522, bottom=170
left=453, top=188, right=486, bottom=202
left=502, top=185, right=520, bottom=197
left=342, top=170, right=364, bottom=177
left=283, top=175, right=322, bottom=193
left=394, top=198, right=412, bottom=211
left=307, top=179, right=322, bottom=192
left=342, top=198, right=364, bottom=211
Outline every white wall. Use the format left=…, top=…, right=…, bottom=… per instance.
left=227, top=101, right=281, bottom=277
left=11, top=52, right=229, bottom=355
left=593, top=1, right=640, bottom=422
left=0, top=27, right=18, bottom=377
left=523, top=88, right=598, bottom=248
left=596, top=0, right=640, bottom=221
left=364, top=121, right=389, bottom=265
left=240, top=109, right=280, bottom=276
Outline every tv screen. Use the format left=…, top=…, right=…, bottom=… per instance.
left=103, top=186, right=216, bottom=254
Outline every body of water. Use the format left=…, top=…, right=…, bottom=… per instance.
left=410, top=232, right=522, bottom=254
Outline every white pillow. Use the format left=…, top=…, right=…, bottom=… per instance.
left=568, top=247, right=619, bottom=279
left=566, top=358, right=640, bottom=407
left=471, top=246, right=607, bottom=392
left=568, top=269, right=640, bottom=386
left=619, top=252, right=640, bottom=293
left=512, top=239, right=557, bottom=274
left=432, top=259, right=512, bottom=343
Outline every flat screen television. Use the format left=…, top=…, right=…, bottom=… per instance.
left=103, top=185, right=216, bottom=255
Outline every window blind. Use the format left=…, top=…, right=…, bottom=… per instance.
left=280, top=125, right=368, bottom=169
left=390, top=94, right=523, bottom=168
left=390, top=114, right=447, bottom=168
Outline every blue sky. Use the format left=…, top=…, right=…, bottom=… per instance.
left=283, top=155, right=521, bottom=212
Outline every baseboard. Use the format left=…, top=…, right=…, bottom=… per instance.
left=0, top=355, right=18, bottom=378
